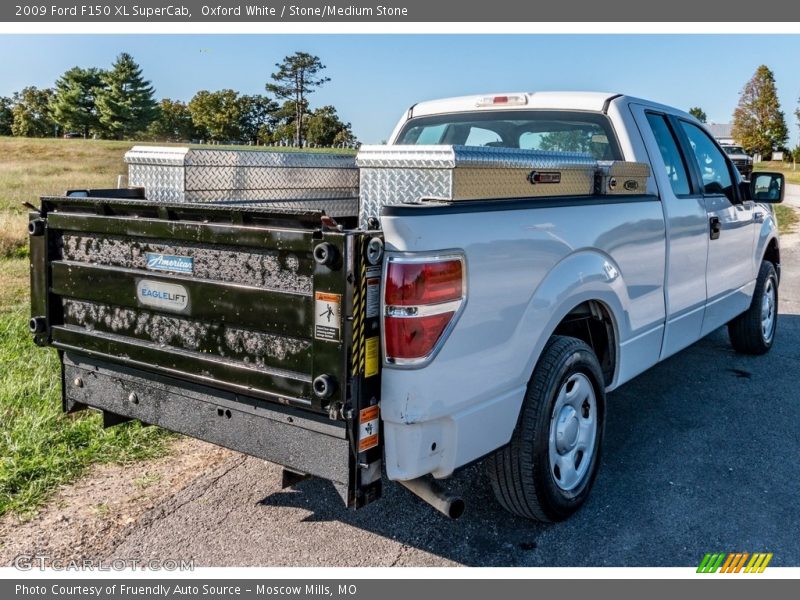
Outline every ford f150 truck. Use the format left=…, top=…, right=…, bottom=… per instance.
left=28, top=92, right=786, bottom=522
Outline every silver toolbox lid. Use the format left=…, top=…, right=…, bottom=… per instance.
left=356, top=144, right=598, bottom=170
left=124, top=146, right=359, bottom=216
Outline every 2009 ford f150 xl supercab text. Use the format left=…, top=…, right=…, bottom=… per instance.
left=28, top=92, right=786, bottom=522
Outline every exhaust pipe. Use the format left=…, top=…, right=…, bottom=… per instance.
left=398, top=477, right=465, bottom=519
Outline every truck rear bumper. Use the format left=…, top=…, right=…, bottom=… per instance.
left=62, top=353, right=352, bottom=500
left=382, top=384, right=525, bottom=481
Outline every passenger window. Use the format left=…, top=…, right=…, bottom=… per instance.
left=646, top=113, right=691, bottom=195
left=679, top=121, right=734, bottom=199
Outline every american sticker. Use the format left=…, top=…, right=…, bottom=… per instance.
left=315, top=292, right=341, bottom=341
left=358, top=405, right=380, bottom=452
left=145, top=252, right=194, bottom=274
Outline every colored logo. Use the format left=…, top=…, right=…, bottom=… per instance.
left=145, top=252, right=193, bottom=274
left=136, top=279, right=189, bottom=313
left=697, top=552, right=772, bottom=573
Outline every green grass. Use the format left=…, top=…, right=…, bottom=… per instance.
left=0, top=305, right=172, bottom=517
left=755, top=160, right=800, bottom=186
left=775, top=204, right=799, bottom=236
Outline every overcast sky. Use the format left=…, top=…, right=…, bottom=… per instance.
left=0, top=34, right=798, bottom=146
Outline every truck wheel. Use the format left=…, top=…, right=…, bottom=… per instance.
left=487, top=335, right=605, bottom=522
left=727, top=260, right=778, bottom=355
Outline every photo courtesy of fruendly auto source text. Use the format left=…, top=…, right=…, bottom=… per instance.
left=0, top=0, right=799, bottom=595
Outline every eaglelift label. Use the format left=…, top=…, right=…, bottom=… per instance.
left=136, top=279, right=189, bottom=312
left=315, top=292, right=342, bottom=341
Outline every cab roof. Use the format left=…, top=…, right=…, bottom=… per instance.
left=409, top=91, right=621, bottom=117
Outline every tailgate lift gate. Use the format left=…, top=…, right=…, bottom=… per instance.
left=29, top=191, right=384, bottom=509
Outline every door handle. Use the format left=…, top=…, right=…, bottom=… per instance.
left=709, top=216, right=721, bottom=240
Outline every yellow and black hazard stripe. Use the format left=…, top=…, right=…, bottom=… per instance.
left=350, top=237, right=368, bottom=376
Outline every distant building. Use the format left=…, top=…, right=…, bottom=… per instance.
left=706, top=123, right=734, bottom=145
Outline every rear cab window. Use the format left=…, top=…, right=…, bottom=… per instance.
left=395, top=110, right=622, bottom=161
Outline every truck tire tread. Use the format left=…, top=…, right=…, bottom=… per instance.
left=486, top=335, right=605, bottom=522
left=727, top=260, right=778, bottom=355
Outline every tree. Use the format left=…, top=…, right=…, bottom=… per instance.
left=188, top=89, right=243, bottom=142
left=146, top=98, right=195, bottom=142
left=305, top=105, right=356, bottom=147
left=95, top=53, right=158, bottom=139
left=266, top=52, right=330, bottom=147
left=795, top=97, right=799, bottom=147
left=11, top=87, right=55, bottom=137
left=0, top=96, right=13, bottom=135
left=239, top=94, right=278, bottom=144
left=732, top=65, right=788, bottom=157
left=50, top=66, right=104, bottom=138
left=688, top=107, right=707, bottom=123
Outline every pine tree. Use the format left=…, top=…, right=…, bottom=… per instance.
left=688, top=107, right=707, bottom=123
left=50, top=66, right=104, bottom=138
left=95, top=53, right=158, bottom=139
left=732, top=65, right=788, bottom=157
left=266, top=52, right=330, bottom=147
left=0, top=96, right=13, bottom=135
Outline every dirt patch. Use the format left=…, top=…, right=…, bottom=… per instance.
left=0, top=437, right=232, bottom=566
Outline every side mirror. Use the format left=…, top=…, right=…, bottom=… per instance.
left=749, top=172, right=785, bottom=204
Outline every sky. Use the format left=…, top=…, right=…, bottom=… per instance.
left=0, top=34, right=799, bottom=146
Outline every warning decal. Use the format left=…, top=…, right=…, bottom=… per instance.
left=315, top=292, right=341, bottom=341
left=358, top=405, right=380, bottom=452
left=366, top=278, right=380, bottom=319
left=365, top=336, right=379, bottom=378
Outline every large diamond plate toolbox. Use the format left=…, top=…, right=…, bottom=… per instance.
left=356, top=145, right=652, bottom=227
left=356, top=145, right=599, bottom=227
left=125, top=146, right=359, bottom=217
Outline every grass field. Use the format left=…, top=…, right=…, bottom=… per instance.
left=0, top=136, right=356, bottom=258
left=756, top=160, right=800, bottom=186
left=0, top=137, right=161, bottom=517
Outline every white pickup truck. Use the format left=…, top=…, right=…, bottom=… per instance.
left=28, top=91, right=786, bottom=522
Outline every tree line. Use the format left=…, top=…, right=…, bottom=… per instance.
left=0, top=51, right=357, bottom=148
left=688, top=64, right=800, bottom=162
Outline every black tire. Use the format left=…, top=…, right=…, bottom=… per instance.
left=486, top=335, right=605, bottom=522
left=727, top=260, right=778, bottom=355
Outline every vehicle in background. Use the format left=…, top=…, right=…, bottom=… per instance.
left=722, top=144, right=753, bottom=180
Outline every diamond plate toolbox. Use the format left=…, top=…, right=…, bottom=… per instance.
left=125, top=146, right=359, bottom=217
left=356, top=145, right=600, bottom=227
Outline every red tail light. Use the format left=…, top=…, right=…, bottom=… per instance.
left=383, top=256, right=465, bottom=364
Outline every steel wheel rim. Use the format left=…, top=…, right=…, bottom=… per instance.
left=761, top=277, right=776, bottom=344
left=548, top=372, right=598, bottom=492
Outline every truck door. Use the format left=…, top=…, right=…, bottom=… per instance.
left=673, top=120, right=757, bottom=336
left=631, top=106, right=709, bottom=359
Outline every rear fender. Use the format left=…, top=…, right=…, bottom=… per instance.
left=514, top=250, right=629, bottom=395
